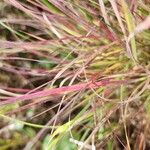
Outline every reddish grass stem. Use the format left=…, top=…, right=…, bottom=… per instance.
left=0, top=78, right=126, bottom=106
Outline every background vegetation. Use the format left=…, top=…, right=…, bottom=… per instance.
left=0, top=0, right=150, bottom=149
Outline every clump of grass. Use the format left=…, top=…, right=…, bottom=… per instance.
left=0, top=0, right=150, bottom=149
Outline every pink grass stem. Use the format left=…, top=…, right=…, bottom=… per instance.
left=0, top=79, right=125, bottom=106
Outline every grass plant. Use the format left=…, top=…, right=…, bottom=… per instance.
left=0, top=0, right=150, bottom=149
